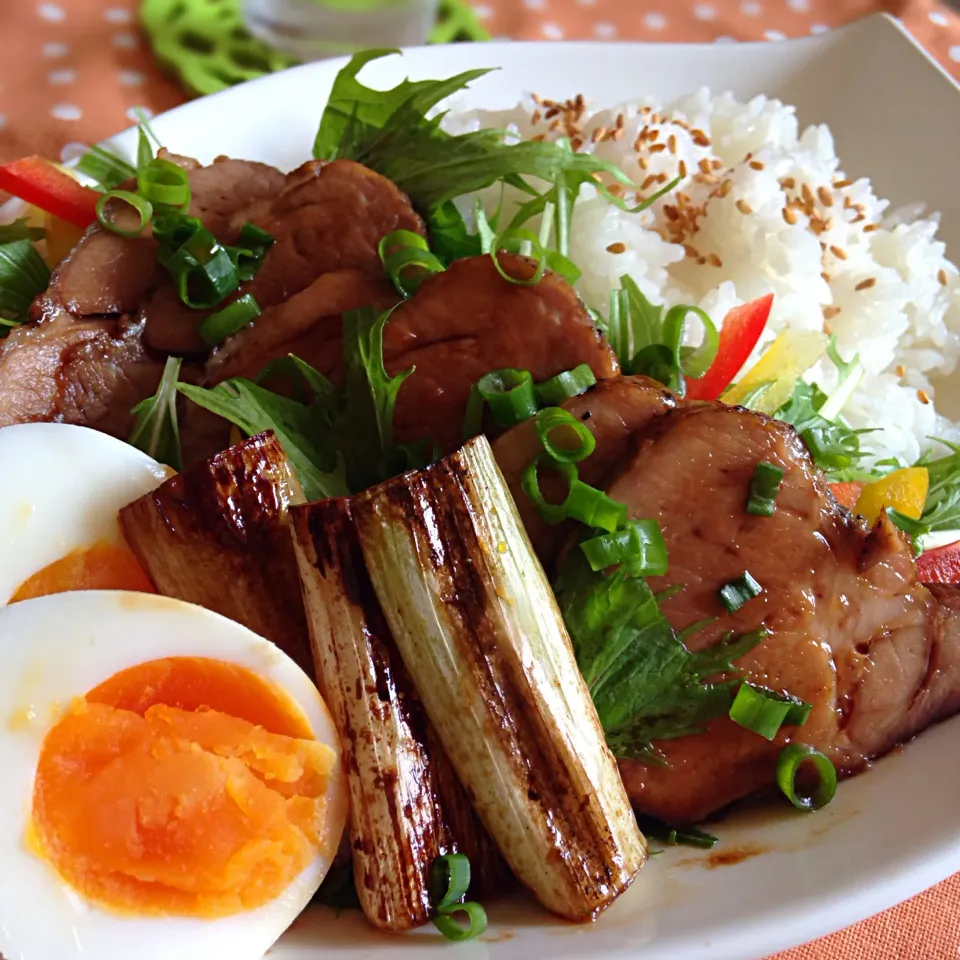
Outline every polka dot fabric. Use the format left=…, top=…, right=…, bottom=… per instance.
left=1, top=0, right=960, bottom=957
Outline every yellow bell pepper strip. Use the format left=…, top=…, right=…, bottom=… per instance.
left=721, top=329, right=829, bottom=413
left=853, top=467, right=929, bottom=526
left=42, top=213, right=86, bottom=268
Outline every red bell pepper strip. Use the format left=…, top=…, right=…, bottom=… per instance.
left=829, top=482, right=864, bottom=512
left=685, top=293, right=775, bottom=401
left=916, top=540, right=960, bottom=584
left=0, top=156, right=100, bottom=230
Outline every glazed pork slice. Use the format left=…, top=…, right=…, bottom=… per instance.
left=206, top=159, right=424, bottom=383
left=605, top=404, right=960, bottom=824
left=382, top=253, right=620, bottom=453
left=0, top=314, right=162, bottom=437
left=491, top=376, right=675, bottom=562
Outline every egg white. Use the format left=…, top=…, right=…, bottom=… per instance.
left=0, top=423, right=170, bottom=603
left=0, top=591, right=348, bottom=960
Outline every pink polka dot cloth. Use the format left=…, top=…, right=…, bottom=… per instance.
left=1, top=1, right=960, bottom=958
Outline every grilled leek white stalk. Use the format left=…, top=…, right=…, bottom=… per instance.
left=351, top=434, right=646, bottom=922
left=291, top=497, right=507, bottom=932
left=119, top=431, right=313, bottom=673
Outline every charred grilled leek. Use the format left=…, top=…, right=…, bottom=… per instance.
left=291, top=498, right=507, bottom=932
left=119, top=431, right=313, bottom=673
left=351, top=434, right=646, bottom=922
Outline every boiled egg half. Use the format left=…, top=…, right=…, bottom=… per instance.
left=0, top=590, right=348, bottom=960
left=0, top=422, right=170, bottom=604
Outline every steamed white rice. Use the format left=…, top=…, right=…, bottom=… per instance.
left=445, top=90, right=960, bottom=467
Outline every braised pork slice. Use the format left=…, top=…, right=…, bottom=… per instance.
left=382, top=254, right=619, bottom=453
left=492, top=376, right=675, bottom=561
left=605, top=404, right=960, bottom=824
left=0, top=315, right=162, bottom=437
left=33, top=156, right=286, bottom=330
left=206, top=159, right=424, bottom=383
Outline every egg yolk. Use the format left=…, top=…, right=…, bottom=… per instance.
left=30, top=657, right=336, bottom=918
left=10, top=542, right=155, bottom=603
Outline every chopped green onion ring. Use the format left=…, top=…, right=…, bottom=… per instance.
left=429, top=854, right=486, bottom=942
left=137, top=158, right=191, bottom=210
left=95, top=190, right=153, bottom=239
left=378, top=229, right=444, bottom=298
left=230, top=222, right=276, bottom=282
left=665, top=304, right=718, bottom=379
left=197, top=294, right=262, bottom=347
left=490, top=226, right=547, bottom=287
left=432, top=901, right=488, bottom=941
left=580, top=519, right=668, bottom=576
left=775, top=743, right=838, bottom=812
left=719, top=571, right=763, bottom=613
left=154, top=212, right=239, bottom=309
left=746, top=461, right=786, bottom=517
left=534, top=406, right=596, bottom=464
left=535, top=363, right=597, bottom=406
left=521, top=454, right=626, bottom=531
left=729, top=682, right=811, bottom=741
left=476, top=369, right=538, bottom=428
left=431, top=853, right=471, bottom=911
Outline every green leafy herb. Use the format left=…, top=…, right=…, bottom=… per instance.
left=885, top=507, right=928, bottom=555
left=746, top=461, right=785, bottom=517
left=774, top=381, right=867, bottom=479
left=718, top=571, right=763, bottom=613
left=0, top=239, right=51, bottom=331
left=315, top=50, right=680, bottom=270
left=76, top=144, right=137, bottom=191
left=0, top=219, right=45, bottom=245
left=337, top=305, right=418, bottom=491
left=818, top=337, right=863, bottom=422
left=128, top=356, right=184, bottom=470
left=917, top=439, right=960, bottom=533
left=178, top=372, right=348, bottom=501
left=634, top=815, right=718, bottom=850
left=555, top=552, right=767, bottom=763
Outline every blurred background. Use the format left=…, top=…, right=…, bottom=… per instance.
left=0, top=0, right=958, bottom=163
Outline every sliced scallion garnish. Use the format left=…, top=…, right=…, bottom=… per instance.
left=746, top=461, right=785, bottom=517
left=433, top=902, right=488, bottom=941
left=431, top=852, right=471, bottom=910
left=580, top=519, right=668, bottom=576
left=94, top=189, right=153, bottom=238
left=198, top=293, right=261, bottom=347
left=522, top=455, right=626, bottom=531
left=775, top=743, right=837, bottom=811
left=154, top=211, right=239, bottom=309
left=535, top=362, right=597, bottom=406
left=137, top=157, right=191, bottom=210
left=719, top=571, right=763, bottom=613
left=490, top=225, right=547, bottom=287
left=634, top=814, right=718, bottom=850
left=729, top=682, right=811, bottom=740
left=429, top=854, right=487, bottom=942
left=231, top=222, right=276, bottom=282
left=473, top=369, right=538, bottom=428
left=378, top=228, right=444, bottom=298
left=534, top=407, right=596, bottom=464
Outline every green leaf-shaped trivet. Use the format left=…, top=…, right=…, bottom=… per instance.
left=140, top=0, right=490, bottom=98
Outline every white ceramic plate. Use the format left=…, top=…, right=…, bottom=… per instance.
left=92, top=14, right=960, bottom=960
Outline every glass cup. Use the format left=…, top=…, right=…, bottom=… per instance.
left=242, top=0, right=440, bottom=61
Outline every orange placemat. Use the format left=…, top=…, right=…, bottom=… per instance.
left=1, top=2, right=959, bottom=958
